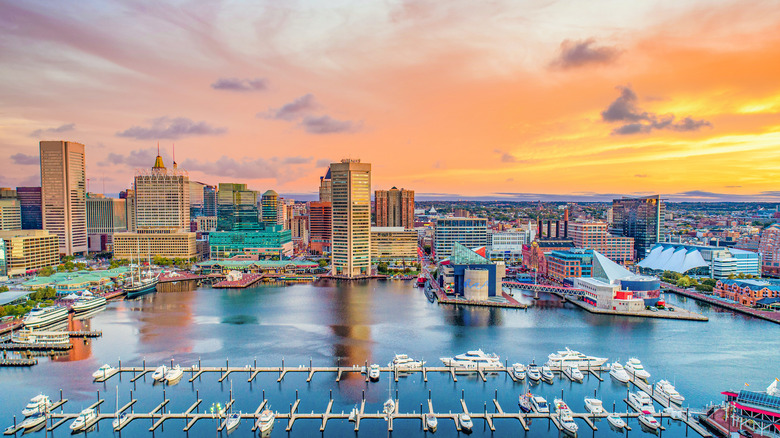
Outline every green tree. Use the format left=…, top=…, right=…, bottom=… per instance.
left=318, top=259, right=329, bottom=268
left=676, top=276, right=693, bottom=288
left=37, top=266, right=55, bottom=277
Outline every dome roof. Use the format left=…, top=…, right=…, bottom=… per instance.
left=263, top=189, right=278, bottom=197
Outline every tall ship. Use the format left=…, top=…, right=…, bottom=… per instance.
left=546, top=347, right=608, bottom=370
left=124, top=252, right=159, bottom=299
left=22, top=305, right=69, bottom=329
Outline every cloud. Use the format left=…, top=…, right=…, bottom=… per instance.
left=601, top=86, right=712, bottom=135
left=300, top=115, right=361, bottom=134
left=634, top=174, right=648, bottom=178
left=494, top=149, right=532, bottom=164
left=116, top=117, right=227, bottom=140
left=550, top=38, right=620, bottom=69
left=260, top=94, right=318, bottom=121
left=182, top=155, right=311, bottom=183
left=210, top=77, right=268, bottom=92
left=315, top=158, right=331, bottom=168
left=100, top=148, right=161, bottom=167
left=11, top=153, right=39, bottom=165
left=29, top=123, right=75, bottom=138
left=282, top=156, right=312, bottom=164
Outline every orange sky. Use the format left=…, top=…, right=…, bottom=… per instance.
left=1, top=0, right=779, bottom=201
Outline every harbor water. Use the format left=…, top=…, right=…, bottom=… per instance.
left=1, top=279, right=778, bottom=437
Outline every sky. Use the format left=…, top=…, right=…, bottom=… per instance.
left=1, top=0, right=780, bottom=202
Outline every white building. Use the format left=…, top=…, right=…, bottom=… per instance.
left=488, top=230, right=528, bottom=263
left=134, top=153, right=190, bottom=232
left=40, top=140, right=87, bottom=255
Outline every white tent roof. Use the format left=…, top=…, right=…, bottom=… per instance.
left=637, top=244, right=708, bottom=274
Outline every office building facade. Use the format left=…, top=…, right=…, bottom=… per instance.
left=330, top=159, right=371, bottom=278
left=374, top=187, right=414, bottom=229
left=261, top=190, right=278, bottom=225
left=371, top=227, right=418, bottom=264
left=610, top=195, right=664, bottom=260
left=209, top=224, right=293, bottom=260
left=217, top=183, right=260, bottom=231
left=40, top=140, right=87, bottom=255
left=134, top=153, right=190, bottom=231
left=308, top=201, right=332, bottom=255
left=0, top=189, right=21, bottom=231
left=0, top=230, right=60, bottom=276
left=433, top=217, right=488, bottom=261
left=203, top=185, right=217, bottom=217
left=319, top=167, right=332, bottom=203
left=113, top=231, right=197, bottom=260
left=569, top=222, right=634, bottom=264
left=16, top=187, right=42, bottom=230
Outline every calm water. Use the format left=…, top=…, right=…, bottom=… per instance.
left=1, top=280, right=778, bottom=437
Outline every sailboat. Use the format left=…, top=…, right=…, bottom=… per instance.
left=112, top=387, right=130, bottom=430
left=383, top=377, right=395, bottom=418
left=125, top=242, right=159, bottom=299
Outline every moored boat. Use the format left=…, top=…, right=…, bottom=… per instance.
left=541, top=366, right=554, bottom=383
left=458, top=413, right=473, bottom=432
left=440, top=349, right=501, bottom=370
left=389, top=354, right=424, bottom=370
left=554, top=398, right=579, bottom=436
left=369, top=364, right=381, bottom=381
left=512, top=363, right=526, bottom=380
left=19, top=412, right=46, bottom=430
left=584, top=397, right=605, bottom=414
left=152, top=365, right=168, bottom=381
left=255, top=409, right=274, bottom=434
left=22, top=305, right=68, bottom=329
left=425, top=413, right=438, bottom=432
left=71, top=294, right=107, bottom=312
left=628, top=391, right=655, bottom=414
left=607, top=414, right=626, bottom=429
left=625, top=358, right=650, bottom=380
left=22, top=394, right=52, bottom=417
left=92, top=364, right=116, bottom=379
left=638, top=411, right=660, bottom=430
left=165, top=365, right=184, bottom=384
left=519, top=392, right=533, bottom=413
left=69, top=408, right=96, bottom=432
left=609, top=362, right=630, bottom=383
left=225, top=412, right=241, bottom=433
left=12, top=329, right=70, bottom=346
left=532, top=396, right=549, bottom=413
left=655, top=379, right=685, bottom=404
left=527, top=362, right=542, bottom=381
left=568, top=366, right=584, bottom=382
left=546, top=347, right=608, bottom=370
left=112, top=412, right=130, bottom=430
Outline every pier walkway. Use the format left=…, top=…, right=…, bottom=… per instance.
left=663, top=282, right=780, bottom=325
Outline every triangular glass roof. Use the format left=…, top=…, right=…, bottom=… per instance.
left=450, top=242, right=490, bottom=264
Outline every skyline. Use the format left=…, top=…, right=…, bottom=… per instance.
left=2, top=1, right=780, bottom=202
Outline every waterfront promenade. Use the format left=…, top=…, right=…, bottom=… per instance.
left=662, top=281, right=780, bottom=325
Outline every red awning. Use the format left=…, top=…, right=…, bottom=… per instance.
left=734, top=402, right=780, bottom=418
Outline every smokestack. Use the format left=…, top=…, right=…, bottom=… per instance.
left=564, top=208, right=569, bottom=222
left=556, top=220, right=561, bottom=238
left=538, top=219, right=543, bottom=238
left=547, top=221, right=551, bottom=239
left=564, top=220, right=568, bottom=239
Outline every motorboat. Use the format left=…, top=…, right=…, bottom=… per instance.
left=152, top=365, right=168, bottom=381
left=546, top=347, right=608, bottom=370
left=255, top=409, right=274, bottom=434
left=22, top=394, right=52, bottom=417
left=369, top=364, right=381, bottom=381
left=554, top=399, right=579, bottom=436
left=568, top=366, right=584, bottom=382
left=629, top=391, right=655, bottom=414
left=512, top=363, right=526, bottom=380
left=519, top=392, right=533, bottom=413
left=607, top=414, right=626, bottom=429
left=609, top=362, right=630, bottom=383
left=348, top=406, right=358, bottom=422
left=92, top=364, right=116, bottom=379
left=527, top=362, right=542, bottom=381
left=655, top=380, right=685, bottom=404
left=22, top=305, right=68, bottom=329
left=225, top=412, right=241, bottom=433
left=584, top=397, right=605, bottom=415
left=663, top=406, right=685, bottom=421
left=532, top=396, right=550, bottom=413
left=541, top=366, right=554, bottom=383
left=12, top=329, right=70, bottom=346
left=19, top=412, right=46, bottom=430
left=458, top=413, right=473, bottom=432
left=638, top=411, right=660, bottom=430
left=440, top=349, right=502, bottom=370
left=112, top=412, right=130, bottom=430
left=625, top=358, right=650, bottom=380
left=425, top=413, right=438, bottom=432
left=389, top=354, right=424, bottom=370
left=165, top=365, right=184, bottom=384
left=71, top=294, right=107, bottom=312
left=383, top=398, right=396, bottom=416
left=69, top=408, right=96, bottom=431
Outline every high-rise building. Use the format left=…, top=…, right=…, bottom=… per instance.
left=119, top=189, right=136, bottom=232
left=371, top=226, right=418, bottom=264
left=374, top=187, right=414, bottom=229
left=330, top=159, right=371, bottom=278
left=209, top=224, right=293, bottom=260
left=16, top=187, right=42, bottom=230
left=319, top=167, right=332, bottom=202
left=86, top=196, right=128, bottom=251
left=134, top=151, right=190, bottom=231
left=217, top=183, right=260, bottom=231
left=0, top=189, right=21, bottom=231
left=758, top=223, right=780, bottom=277
left=433, top=217, right=488, bottom=261
left=40, top=140, right=87, bottom=255
left=569, top=222, right=634, bottom=264
left=189, top=180, right=206, bottom=218
left=203, top=185, right=217, bottom=217
left=610, top=195, right=665, bottom=260
left=308, top=201, right=332, bottom=255
left=261, top=190, right=278, bottom=225
left=0, top=230, right=59, bottom=276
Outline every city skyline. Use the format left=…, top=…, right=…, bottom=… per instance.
left=2, top=1, right=780, bottom=202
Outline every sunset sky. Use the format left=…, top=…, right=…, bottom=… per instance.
left=1, top=0, right=779, bottom=201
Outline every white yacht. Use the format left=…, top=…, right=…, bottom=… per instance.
left=519, top=392, right=533, bottom=412
left=389, top=354, right=424, bottom=370
left=225, top=412, right=241, bottom=433
left=663, top=406, right=685, bottom=421
left=22, top=394, right=52, bottom=417
left=655, top=380, right=685, bottom=404
left=19, top=412, right=46, bottom=430
left=22, top=305, right=68, bottom=329
left=112, top=412, right=130, bottom=430
left=512, top=363, right=526, bottom=380
left=628, top=391, right=655, bottom=414
left=383, top=398, right=396, bottom=416
left=568, top=366, right=584, bottom=382
left=546, top=348, right=608, bottom=370
left=71, top=295, right=107, bottom=312
left=12, top=329, right=70, bottom=346
left=584, top=397, right=605, bottom=415
left=152, top=365, right=168, bottom=381
left=607, top=414, right=626, bottom=429
left=638, top=411, right=660, bottom=430
left=255, top=409, right=274, bottom=434
left=554, top=399, right=579, bottom=436
left=532, top=396, right=550, bottom=413
left=527, top=362, right=542, bottom=382
left=165, top=365, right=184, bottom=384
left=458, top=413, right=473, bottom=432
left=348, top=406, right=358, bottom=422
left=440, top=349, right=502, bottom=370
left=69, top=408, right=96, bottom=432
left=541, top=366, right=554, bottom=383
left=92, top=364, right=116, bottom=379
left=369, top=364, right=381, bottom=381
left=425, top=413, right=438, bottom=432
left=625, top=358, right=650, bottom=380
left=609, top=362, right=630, bottom=383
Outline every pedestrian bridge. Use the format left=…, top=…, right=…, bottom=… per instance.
left=502, top=281, right=587, bottom=297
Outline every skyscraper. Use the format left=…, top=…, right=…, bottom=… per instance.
left=40, top=140, right=87, bottom=255
left=610, top=195, right=665, bottom=260
left=189, top=180, right=206, bottom=218
left=119, top=189, right=136, bottom=232
left=217, top=183, right=260, bottom=231
left=330, top=159, right=371, bottom=278
left=0, top=189, right=21, bottom=231
left=86, top=196, right=128, bottom=251
left=203, top=185, right=217, bottom=217
left=319, top=167, right=332, bottom=202
left=261, top=190, right=278, bottom=224
left=134, top=151, right=190, bottom=231
left=16, top=187, right=42, bottom=230
left=308, top=201, right=332, bottom=255
left=374, top=187, right=414, bottom=229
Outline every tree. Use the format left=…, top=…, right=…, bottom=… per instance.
left=676, top=276, right=693, bottom=288
left=317, top=259, right=329, bottom=268
left=37, top=266, right=55, bottom=277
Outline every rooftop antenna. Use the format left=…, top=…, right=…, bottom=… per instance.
left=157, top=142, right=160, bottom=156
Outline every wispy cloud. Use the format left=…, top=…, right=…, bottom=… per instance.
left=300, top=115, right=361, bottom=134
left=315, top=158, right=331, bottom=168
left=100, top=148, right=161, bottom=167
left=211, top=77, right=268, bottom=92
left=11, top=153, right=38, bottom=165
left=182, top=155, right=311, bottom=183
left=29, top=123, right=75, bottom=138
left=602, top=86, right=712, bottom=135
left=116, top=117, right=227, bottom=140
left=260, top=94, right=318, bottom=121
left=550, top=38, right=620, bottom=69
